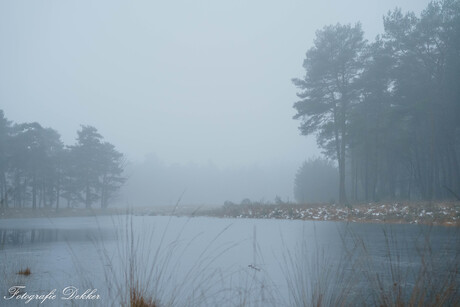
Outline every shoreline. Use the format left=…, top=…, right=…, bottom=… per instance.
left=0, top=201, right=459, bottom=227
left=200, top=201, right=460, bottom=227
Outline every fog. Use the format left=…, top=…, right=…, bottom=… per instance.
left=121, top=154, right=299, bottom=206
left=0, top=0, right=431, bottom=206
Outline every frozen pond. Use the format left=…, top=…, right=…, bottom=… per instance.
left=0, top=215, right=459, bottom=306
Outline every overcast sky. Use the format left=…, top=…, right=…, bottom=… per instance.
left=1, top=0, right=430, bottom=169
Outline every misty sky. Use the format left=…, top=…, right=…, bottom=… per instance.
left=1, top=0, right=430, bottom=169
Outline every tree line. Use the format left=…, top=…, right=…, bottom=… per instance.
left=293, top=0, right=460, bottom=203
left=0, top=110, right=125, bottom=209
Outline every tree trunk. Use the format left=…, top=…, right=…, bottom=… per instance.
left=85, top=184, right=91, bottom=209
left=56, top=183, right=60, bottom=210
left=32, top=173, right=37, bottom=209
left=339, top=103, right=348, bottom=205
left=0, top=172, right=7, bottom=208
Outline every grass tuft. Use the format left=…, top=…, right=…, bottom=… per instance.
left=17, top=267, right=31, bottom=276
left=97, top=209, right=241, bottom=307
left=130, top=287, right=158, bottom=307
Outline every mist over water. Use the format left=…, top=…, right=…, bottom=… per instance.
left=119, top=154, right=299, bottom=206
left=0, top=0, right=432, bottom=206
left=0, top=1, right=459, bottom=306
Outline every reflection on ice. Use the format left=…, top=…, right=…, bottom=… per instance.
left=0, top=215, right=458, bottom=306
left=0, top=228, right=115, bottom=246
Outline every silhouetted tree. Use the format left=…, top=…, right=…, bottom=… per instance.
left=99, top=142, right=125, bottom=208
left=60, top=148, right=81, bottom=208
left=377, top=1, right=460, bottom=200
left=293, top=23, right=366, bottom=204
left=8, top=123, right=63, bottom=208
left=0, top=111, right=11, bottom=208
left=293, top=0, right=460, bottom=203
left=71, top=125, right=125, bottom=208
left=71, top=126, right=104, bottom=208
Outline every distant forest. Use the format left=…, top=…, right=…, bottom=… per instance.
left=0, top=111, right=125, bottom=209
left=293, top=0, right=460, bottom=203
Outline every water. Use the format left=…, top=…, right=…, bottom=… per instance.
left=0, top=215, right=458, bottom=306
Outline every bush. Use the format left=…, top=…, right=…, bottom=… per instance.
left=294, top=157, right=339, bottom=203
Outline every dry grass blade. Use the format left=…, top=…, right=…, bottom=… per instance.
left=130, top=287, right=159, bottom=307
left=17, top=267, right=31, bottom=276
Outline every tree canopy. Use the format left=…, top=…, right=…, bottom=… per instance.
left=293, top=23, right=366, bottom=204
left=293, top=0, right=460, bottom=203
left=0, top=112, right=125, bottom=209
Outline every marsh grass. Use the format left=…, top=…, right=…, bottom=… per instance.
left=284, top=224, right=460, bottom=307
left=130, top=287, right=159, bottom=307
left=222, top=268, right=276, bottom=307
left=95, top=210, right=243, bottom=307
left=72, top=215, right=459, bottom=307
left=60, top=206, right=277, bottom=306
left=358, top=227, right=460, bottom=307
left=222, top=225, right=281, bottom=307
left=282, top=225, right=360, bottom=307
left=2, top=211, right=457, bottom=307
left=17, top=267, right=31, bottom=276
